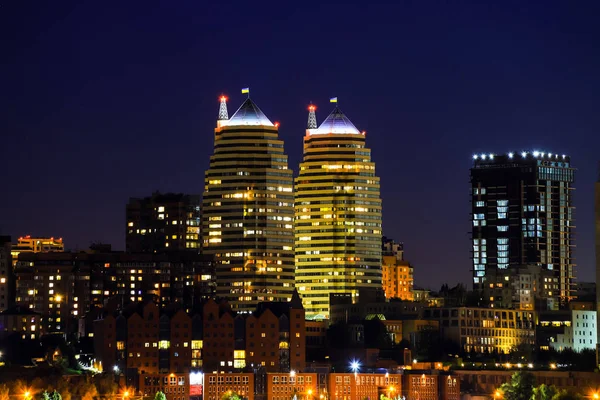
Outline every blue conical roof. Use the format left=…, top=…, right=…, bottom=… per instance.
left=312, top=106, right=360, bottom=134
left=222, top=98, right=274, bottom=127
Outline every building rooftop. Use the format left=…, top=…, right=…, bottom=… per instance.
left=221, top=98, right=274, bottom=127
left=472, top=151, right=571, bottom=164
left=0, top=305, right=41, bottom=316
left=311, top=106, right=361, bottom=135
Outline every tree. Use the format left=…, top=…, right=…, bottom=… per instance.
left=154, top=392, right=166, bottom=400
left=499, top=371, right=536, bottom=400
left=551, top=390, right=582, bottom=400
left=0, top=384, right=9, bottom=400
left=532, top=384, right=559, bottom=400
left=220, top=391, right=241, bottom=400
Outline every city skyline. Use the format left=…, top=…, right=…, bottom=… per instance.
left=2, top=1, right=600, bottom=289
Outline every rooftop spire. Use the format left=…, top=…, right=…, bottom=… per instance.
left=218, top=95, right=229, bottom=120
left=307, top=104, right=317, bottom=129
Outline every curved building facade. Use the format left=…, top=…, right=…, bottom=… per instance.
left=295, top=106, right=382, bottom=319
left=202, top=97, right=295, bottom=312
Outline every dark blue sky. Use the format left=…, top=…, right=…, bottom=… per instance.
left=2, top=1, right=599, bottom=289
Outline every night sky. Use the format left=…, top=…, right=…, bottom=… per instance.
left=2, top=1, right=600, bottom=290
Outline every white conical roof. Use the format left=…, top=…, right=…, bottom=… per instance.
left=221, top=98, right=274, bottom=127
left=312, top=106, right=360, bottom=134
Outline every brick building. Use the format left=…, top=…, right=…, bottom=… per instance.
left=203, top=373, right=254, bottom=400
left=267, top=372, right=317, bottom=400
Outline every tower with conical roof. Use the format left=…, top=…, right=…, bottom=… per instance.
left=295, top=103, right=382, bottom=319
left=202, top=95, right=295, bottom=312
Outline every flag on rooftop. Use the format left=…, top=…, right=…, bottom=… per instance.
left=329, top=97, right=338, bottom=103
left=241, top=88, right=250, bottom=94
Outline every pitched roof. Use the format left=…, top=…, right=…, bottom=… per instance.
left=221, top=98, right=274, bottom=127
left=312, top=106, right=360, bottom=134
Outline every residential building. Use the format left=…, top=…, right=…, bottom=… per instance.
left=11, top=235, right=64, bottom=258
left=295, top=104, right=382, bottom=319
left=267, top=372, right=317, bottom=400
left=126, top=192, right=201, bottom=253
left=423, top=306, right=536, bottom=354
left=0, top=305, right=42, bottom=340
left=536, top=309, right=571, bottom=351
left=551, top=309, right=597, bottom=352
left=470, top=152, right=576, bottom=308
left=330, top=294, right=425, bottom=325
left=93, top=296, right=306, bottom=379
left=14, top=250, right=215, bottom=334
left=509, top=265, right=557, bottom=310
left=382, top=238, right=414, bottom=301
left=140, top=374, right=190, bottom=400
left=328, top=373, right=399, bottom=400
left=0, top=236, right=11, bottom=311
left=456, top=369, right=600, bottom=397
left=203, top=373, right=254, bottom=400
left=202, top=96, right=295, bottom=312
left=93, top=301, right=192, bottom=400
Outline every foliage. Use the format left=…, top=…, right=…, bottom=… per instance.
left=532, top=384, right=559, bottom=400
left=0, top=384, right=9, bottom=400
left=363, top=318, right=393, bottom=349
left=551, top=389, right=582, bottom=400
left=154, top=391, right=167, bottom=400
left=499, top=372, right=536, bottom=400
left=220, top=391, right=241, bottom=400
left=326, top=323, right=353, bottom=349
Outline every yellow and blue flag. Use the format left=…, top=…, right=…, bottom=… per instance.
left=241, top=88, right=250, bottom=94
left=330, top=97, right=338, bottom=103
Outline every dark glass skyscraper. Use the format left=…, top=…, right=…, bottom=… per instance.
left=470, top=151, right=575, bottom=308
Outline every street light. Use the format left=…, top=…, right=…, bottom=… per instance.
left=388, top=386, right=396, bottom=399
left=494, top=390, right=502, bottom=399
left=123, top=390, right=130, bottom=400
left=350, top=360, right=360, bottom=373
left=308, top=389, right=313, bottom=400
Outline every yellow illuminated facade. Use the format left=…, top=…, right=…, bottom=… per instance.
left=11, top=235, right=64, bottom=265
left=295, top=105, right=382, bottom=319
left=202, top=97, right=295, bottom=312
left=382, top=255, right=414, bottom=300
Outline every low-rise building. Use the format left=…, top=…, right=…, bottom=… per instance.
left=424, top=307, right=535, bottom=354
left=551, top=310, right=597, bottom=352
left=203, top=373, right=254, bottom=400
left=267, top=372, right=317, bottom=400
left=140, top=373, right=189, bottom=400
left=328, top=373, right=399, bottom=400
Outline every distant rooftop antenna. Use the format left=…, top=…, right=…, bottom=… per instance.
left=218, top=95, right=229, bottom=120
left=307, top=104, right=317, bottom=129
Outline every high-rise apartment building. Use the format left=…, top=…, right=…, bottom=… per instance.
left=295, top=104, right=382, bottom=319
left=470, top=151, right=576, bottom=309
left=13, top=250, right=215, bottom=334
left=202, top=95, right=295, bottom=312
left=126, top=192, right=201, bottom=253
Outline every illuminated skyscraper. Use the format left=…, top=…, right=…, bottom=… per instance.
left=202, top=95, right=295, bottom=312
left=295, top=103, right=382, bottom=319
left=470, top=151, right=576, bottom=309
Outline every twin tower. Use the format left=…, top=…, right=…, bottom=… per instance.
left=202, top=94, right=382, bottom=319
